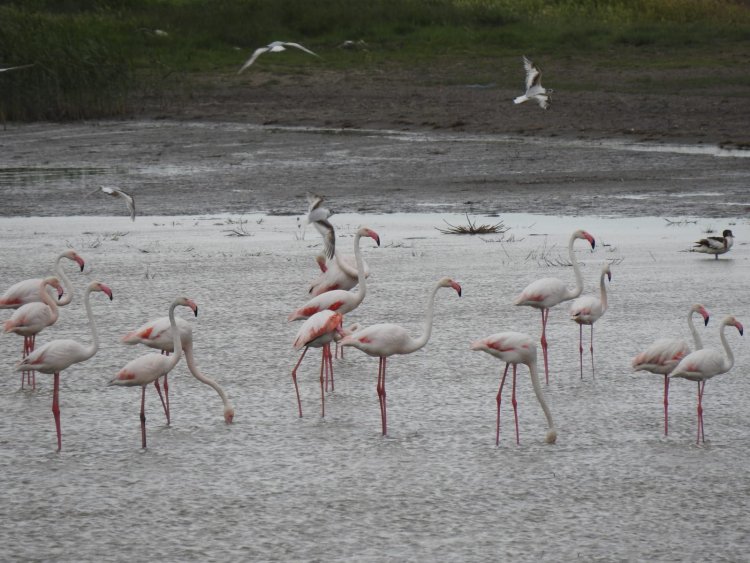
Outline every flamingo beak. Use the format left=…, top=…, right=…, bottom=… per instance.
left=76, top=256, right=85, bottom=272
left=102, top=285, right=114, bottom=300
left=606, top=271, right=612, bottom=282
left=588, top=235, right=596, bottom=250
left=452, top=282, right=462, bottom=297
left=703, top=315, right=710, bottom=327
left=193, top=305, right=199, bottom=317
left=370, top=231, right=381, bottom=246
left=737, top=322, right=744, bottom=336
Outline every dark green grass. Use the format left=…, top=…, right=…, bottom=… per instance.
left=1, top=0, right=748, bottom=121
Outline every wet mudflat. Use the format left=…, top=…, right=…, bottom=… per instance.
left=0, top=208, right=748, bottom=561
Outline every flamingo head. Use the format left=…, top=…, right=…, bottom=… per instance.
left=224, top=405, right=235, bottom=424
left=437, top=277, right=462, bottom=297
left=574, top=229, right=595, bottom=250
left=62, top=249, right=85, bottom=271
left=693, top=304, right=710, bottom=327
left=90, top=281, right=113, bottom=300
left=43, top=277, right=64, bottom=300
left=174, top=297, right=199, bottom=317
left=359, top=226, right=380, bottom=247
left=725, top=316, right=744, bottom=336
left=545, top=428, right=558, bottom=444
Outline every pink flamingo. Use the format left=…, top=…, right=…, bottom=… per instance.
left=471, top=331, right=557, bottom=445
left=569, top=263, right=612, bottom=378
left=291, top=310, right=344, bottom=418
left=121, top=316, right=235, bottom=425
left=514, top=229, right=596, bottom=384
left=4, top=277, right=64, bottom=389
left=668, top=315, right=743, bottom=444
left=631, top=304, right=710, bottom=436
left=339, top=277, right=462, bottom=436
left=108, top=297, right=198, bottom=449
left=289, top=226, right=380, bottom=322
left=308, top=251, right=371, bottom=296
left=0, top=250, right=85, bottom=309
left=14, top=281, right=113, bottom=451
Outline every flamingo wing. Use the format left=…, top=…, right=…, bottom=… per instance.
left=109, top=353, right=175, bottom=386
left=632, top=338, right=689, bottom=373
left=669, top=349, right=725, bottom=380
left=16, top=339, right=90, bottom=373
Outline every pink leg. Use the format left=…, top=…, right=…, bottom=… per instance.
left=163, top=374, right=170, bottom=424
left=496, top=363, right=509, bottom=446
left=376, top=357, right=388, bottom=436
left=511, top=365, right=520, bottom=445
left=540, top=309, right=550, bottom=385
left=663, top=375, right=669, bottom=436
left=31, top=334, right=36, bottom=389
left=20, top=337, right=28, bottom=389
left=589, top=325, right=595, bottom=378
left=697, top=381, right=705, bottom=444
left=381, top=357, right=388, bottom=436
left=52, top=372, right=61, bottom=452
left=140, top=385, right=148, bottom=449
left=326, top=343, right=334, bottom=392
left=319, top=346, right=326, bottom=418
left=291, top=347, right=308, bottom=418
left=578, top=324, right=584, bottom=379
left=153, top=379, right=170, bottom=425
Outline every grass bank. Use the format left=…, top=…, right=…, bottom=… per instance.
left=1, top=0, right=748, bottom=121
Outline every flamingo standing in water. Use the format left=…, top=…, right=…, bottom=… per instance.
left=569, top=263, right=612, bottom=378
left=121, top=316, right=235, bottom=425
left=339, top=277, right=462, bottom=436
left=631, top=304, right=710, bottom=436
left=109, top=297, right=198, bottom=449
left=668, top=315, right=743, bottom=444
left=471, top=332, right=557, bottom=445
left=291, top=310, right=344, bottom=418
left=0, top=249, right=85, bottom=309
left=514, top=229, right=596, bottom=384
left=4, top=277, right=64, bottom=389
left=13, top=281, right=113, bottom=451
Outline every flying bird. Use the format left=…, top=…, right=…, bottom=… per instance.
left=692, top=229, right=734, bottom=259
left=305, top=193, right=335, bottom=259
left=93, top=186, right=136, bottom=221
left=513, top=56, right=552, bottom=109
left=0, top=64, right=35, bottom=73
left=237, top=41, right=319, bottom=74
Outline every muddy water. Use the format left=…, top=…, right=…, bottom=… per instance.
left=1, top=122, right=749, bottom=562
left=0, top=120, right=748, bottom=218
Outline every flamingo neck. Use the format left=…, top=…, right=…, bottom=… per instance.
left=55, top=254, right=75, bottom=306
left=528, top=359, right=556, bottom=443
left=82, top=286, right=100, bottom=359
left=184, top=344, right=235, bottom=419
left=404, top=281, right=442, bottom=354
left=39, top=279, right=59, bottom=321
left=599, top=270, right=609, bottom=313
left=351, top=232, right=367, bottom=306
left=568, top=234, right=585, bottom=301
left=167, top=303, right=184, bottom=369
left=687, top=309, right=704, bottom=350
left=719, top=322, right=735, bottom=373
left=334, top=250, right=358, bottom=278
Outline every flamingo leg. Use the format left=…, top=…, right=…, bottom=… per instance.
left=319, top=345, right=326, bottom=418
left=52, top=372, right=62, bottom=452
left=590, top=324, right=595, bottom=379
left=153, top=379, right=170, bottom=425
left=376, top=357, right=388, bottom=436
left=291, top=347, right=309, bottom=418
left=511, top=364, right=520, bottom=445
left=163, top=373, right=170, bottom=424
left=140, top=384, right=148, bottom=449
left=20, top=336, right=29, bottom=389
left=540, top=308, right=550, bottom=385
left=578, top=324, right=583, bottom=379
left=663, top=375, right=669, bottom=436
left=381, top=357, right=388, bottom=436
left=327, top=343, right=334, bottom=392
left=496, top=363, right=509, bottom=446
left=697, top=380, right=706, bottom=444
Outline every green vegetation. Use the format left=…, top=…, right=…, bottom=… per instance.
left=1, top=0, right=748, bottom=120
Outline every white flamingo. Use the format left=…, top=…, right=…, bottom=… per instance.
left=14, top=282, right=113, bottom=451
left=514, top=229, right=596, bottom=384
left=668, top=315, right=743, bottom=444
left=471, top=331, right=557, bottom=445
left=631, top=304, right=710, bottom=436
left=569, top=263, right=612, bottom=378
left=339, top=277, right=462, bottom=436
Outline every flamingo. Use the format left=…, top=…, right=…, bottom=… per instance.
left=569, top=263, right=612, bottom=378
left=13, top=281, right=113, bottom=451
left=0, top=249, right=85, bottom=309
left=121, top=316, right=235, bottom=425
left=308, top=251, right=371, bottom=296
left=237, top=41, right=320, bottom=74
left=513, top=56, right=552, bottom=109
left=288, top=227, right=380, bottom=322
left=631, top=303, right=710, bottom=436
left=470, top=332, right=557, bottom=445
left=692, top=229, right=734, bottom=259
left=108, top=297, right=198, bottom=449
left=339, top=277, right=462, bottom=436
left=668, top=315, right=743, bottom=444
left=290, top=310, right=344, bottom=418
left=303, top=193, right=335, bottom=259
left=4, top=277, right=65, bottom=389
left=514, top=229, right=596, bottom=384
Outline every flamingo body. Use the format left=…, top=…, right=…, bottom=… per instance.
left=309, top=253, right=371, bottom=296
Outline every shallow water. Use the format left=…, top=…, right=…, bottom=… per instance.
left=0, top=208, right=748, bottom=561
